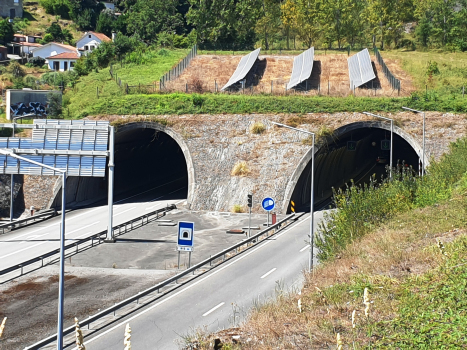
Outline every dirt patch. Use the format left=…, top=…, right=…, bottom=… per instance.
left=0, top=266, right=173, bottom=349
left=165, top=54, right=414, bottom=97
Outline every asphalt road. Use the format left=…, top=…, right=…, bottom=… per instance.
left=79, top=211, right=323, bottom=350
left=0, top=178, right=187, bottom=281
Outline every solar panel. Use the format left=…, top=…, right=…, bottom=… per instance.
left=0, top=119, right=110, bottom=177
left=287, top=47, right=315, bottom=90
left=221, top=48, right=261, bottom=91
left=348, top=48, right=376, bottom=89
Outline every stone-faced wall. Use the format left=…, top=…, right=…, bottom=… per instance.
left=1, top=112, right=464, bottom=216
left=0, top=175, right=22, bottom=219
left=97, top=112, right=466, bottom=214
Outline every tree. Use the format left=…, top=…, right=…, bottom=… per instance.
left=0, top=19, right=14, bottom=44
left=255, top=0, right=281, bottom=49
left=187, top=0, right=261, bottom=49
left=96, top=10, right=115, bottom=37
left=292, top=0, right=322, bottom=48
left=67, top=0, right=104, bottom=30
left=45, top=22, right=73, bottom=44
left=126, top=0, right=184, bottom=43
left=281, top=0, right=299, bottom=49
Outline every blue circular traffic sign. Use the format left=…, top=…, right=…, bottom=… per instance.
left=262, top=197, right=275, bottom=211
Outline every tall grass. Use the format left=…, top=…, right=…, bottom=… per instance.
left=317, top=137, right=467, bottom=261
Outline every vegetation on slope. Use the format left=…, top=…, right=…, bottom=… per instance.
left=184, top=136, right=467, bottom=349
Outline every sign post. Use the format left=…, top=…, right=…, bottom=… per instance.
left=247, top=194, right=253, bottom=237
left=177, top=221, right=194, bottom=269
left=262, top=197, right=275, bottom=227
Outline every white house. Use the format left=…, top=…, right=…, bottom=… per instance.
left=31, top=42, right=80, bottom=71
left=46, top=52, right=79, bottom=71
left=76, top=31, right=111, bottom=55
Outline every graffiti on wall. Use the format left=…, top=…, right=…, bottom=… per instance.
left=10, top=102, right=48, bottom=117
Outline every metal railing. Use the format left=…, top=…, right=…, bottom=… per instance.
left=0, top=205, right=176, bottom=283
left=25, top=212, right=302, bottom=349
left=0, top=209, right=57, bottom=235
left=374, top=47, right=401, bottom=94
left=160, top=45, right=197, bottom=90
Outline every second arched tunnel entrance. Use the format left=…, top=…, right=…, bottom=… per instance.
left=52, top=126, right=189, bottom=208
left=288, top=126, right=420, bottom=213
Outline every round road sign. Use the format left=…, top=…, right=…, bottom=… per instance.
left=262, top=197, right=275, bottom=211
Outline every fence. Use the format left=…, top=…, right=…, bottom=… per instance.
left=0, top=205, right=176, bottom=284
left=25, top=212, right=301, bottom=350
left=160, top=44, right=197, bottom=90
left=0, top=209, right=57, bottom=235
left=374, top=47, right=401, bottom=94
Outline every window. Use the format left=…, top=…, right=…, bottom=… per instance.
left=70, top=61, right=75, bottom=68
left=89, top=35, right=92, bottom=38
left=64, top=62, right=68, bottom=71
left=53, top=61, right=59, bottom=71
left=84, top=45, right=88, bottom=51
left=14, top=0, right=19, bottom=3
left=90, top=46, right=94, bottom=51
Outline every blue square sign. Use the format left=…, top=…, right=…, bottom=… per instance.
left=178, top=221, right=194, bottom=251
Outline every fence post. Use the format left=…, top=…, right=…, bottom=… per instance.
left=186, top=83, right=188, bottom=93
left=328, top=80, right=330, bottom=95
left=126, top=83, right=129, bottom=94
left=96, top=86, right=99, bottom=99
left=463, top=86, right=465, bottom=98
left=271, top=80, right=273, bottom=94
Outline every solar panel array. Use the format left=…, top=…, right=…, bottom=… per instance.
left=221, top=48, right=261, bottom=91
left=0, top=120, right=109, bottom=177
left=348, top=48, right=376, bottom=89
left=287, top=47, right=315, bottom=90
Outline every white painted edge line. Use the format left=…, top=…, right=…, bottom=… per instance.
left=300, top=245, right=310, bottom=253
left=202, top=302, right=225, bottom=317
left=260, top=268, right=277, bottom=279
left=83, top=214, right=311, bottom=346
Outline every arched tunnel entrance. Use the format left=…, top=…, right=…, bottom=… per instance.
left=52, top=124, right=191, bottom=208
left=287, top=125, right=421, bottom=213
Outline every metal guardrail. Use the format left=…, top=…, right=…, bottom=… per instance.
left=374, top=47, right=401, bottom=94
left=0, top=205, right=176, bottom=283
left=0, top=209, right=57, bottom=235
left=25, top=212, right=301, bottom=349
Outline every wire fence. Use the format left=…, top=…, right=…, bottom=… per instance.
left=374, top=47, right=401, bottom=94
left=159, top=44, right=197, bottom=90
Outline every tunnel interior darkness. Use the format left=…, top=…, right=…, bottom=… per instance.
left=53, top=128, right=188, bottom=207
left=288, top=127, right=420, bottom=213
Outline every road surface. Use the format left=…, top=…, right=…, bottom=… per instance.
left=0, top=178, right=187, bottom=281
left=78, top=211, right=323, bottom=350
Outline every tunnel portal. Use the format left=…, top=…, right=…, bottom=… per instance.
left=53, top=127, right=189, bottom=208
left=288, top=127, right=420, bottom=213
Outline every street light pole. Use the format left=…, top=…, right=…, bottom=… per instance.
left=0, top=150, right=67, bottom=349
left=271, top=121, right=316, bottom=272
left=402, top=107, right=425, bottom=176
left=363, top=112, right=394, bottom=179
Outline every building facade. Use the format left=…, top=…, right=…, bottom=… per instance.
left=0, top=0, right=23, bottom=19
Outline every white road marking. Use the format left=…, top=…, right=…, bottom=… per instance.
left=202, top=302, right=225, bottom=317
left=260, top=268, right=277, bottom=279
left=300, top=245, right=310, bottom=252
left=113, top=207, right=137, bottom=217
left=0, top=222, right=99, bottom=260
left=84, top=214, right=311, bottom=346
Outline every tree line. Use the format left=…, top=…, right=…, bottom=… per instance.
left=2, top=0, right=467, bottom=51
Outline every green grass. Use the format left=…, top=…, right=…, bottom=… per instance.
left=64, top=49, right=188, bottom=118
left=382, top=50, right=467, bottom=92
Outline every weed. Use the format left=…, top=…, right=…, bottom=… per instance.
left=250, top=122, right=266, bottom=134
left=231, top=161, right=250, bottom=176
left=231, top=204, right=244, bottom=213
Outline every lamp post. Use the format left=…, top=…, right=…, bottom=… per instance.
left=0, top=150, right=67, bottom=350
left=402, top=107, right=425, bottom=176
left=271, top=121, right=316, bottom=272
left=363, top=112, right=394, bottom=179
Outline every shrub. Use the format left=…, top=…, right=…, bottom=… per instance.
left=7, top=61, right=26, bottom=78
left=192, top=93, right=204, bottom=107
left=28, top=56, right=46, bottom=68
left=231, top=161, right=250, bottom=176
left=232, top=204, right=244, bottom=213
left=250, top=122, right=266, bottom=134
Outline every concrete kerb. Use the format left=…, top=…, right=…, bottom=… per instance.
left=280, top=120, right=425, bottom=214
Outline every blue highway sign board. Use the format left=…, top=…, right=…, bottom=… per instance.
left=262, top=197, right=275, bottom=212
left=178, top=221, right=194, bottom=252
